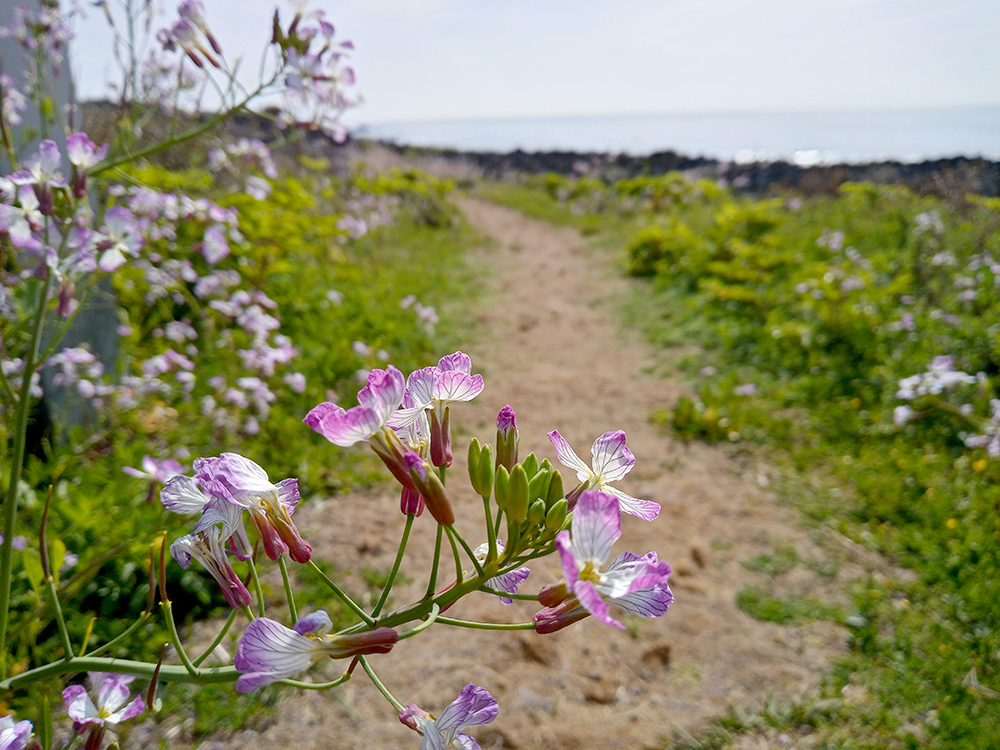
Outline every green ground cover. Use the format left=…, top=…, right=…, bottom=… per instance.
left=483, top=175, right=1000, bottom=748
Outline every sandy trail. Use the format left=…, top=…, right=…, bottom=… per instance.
left=189, top=198, right=861, bottom=749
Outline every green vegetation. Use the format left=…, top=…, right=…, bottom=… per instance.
left=484, top=174, right=1000, bottom=748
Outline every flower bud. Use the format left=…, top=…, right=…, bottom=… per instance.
left=528, top=469, right=551, bottom=507
left=467, top=437, right=483, bottom=492
left=544, top=498, right=568, bottom=532
left=507, top=464, right=529, bottom=524
left=494, top=465, right=510, bottom=512
left=405, top=452, right=455, bottom=525
left=399, top=487, right=424, bottom=517
left=526, top=498, right=545, bottom=529
left=495, top=404, right=518, bottom=470
left=521, top=452, right=539, bottom=479
left=370, top=428, right=418, bottom=492
left=476, top=444, right=495, bottom=500
left=534, top=599, right=589, bottom=634
left=537, top=580, right=570, bottom=607
left=546, top=470, right=565, bottom=510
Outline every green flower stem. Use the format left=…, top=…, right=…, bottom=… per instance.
left=83, top=613, right=151, bottom=659
left=397, top=604, right=440, bottom=641
left=248, top=557, right=266, bottom=618
left=425, top=524, right=444, bottom=598
left=481, top=496, right=498, bottom=564
left=278, top=673, right=351, bottom=690
left=0, top=658, right=238, bottom=692
left=371, top=513, right=414, bottom=620
left=448, top=525, right=485, bottom=578
left=278, top=557, right=298, bottom=624
left=45, top=578, right=74, bottom=662
left=445, top=525, right=464, bottom=585
left=479, top=587, right=538, bottom=601
left=192, top=608, right=239, bottom=668
left=305, top=560, right=375, bottom=627
left=160, top=601, right=198, bottom=677
left=240, top=605, right=256, bottom=622
left=358, top=655, right=404, bottom=712
left=435, top=616, right=536, bottom=631
left=0, top=267, right=54, bottom=679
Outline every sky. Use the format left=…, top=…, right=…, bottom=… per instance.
left=68, top=0, right=1000, bottom=125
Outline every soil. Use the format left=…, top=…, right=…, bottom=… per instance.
left=166, top=198, right=882, bottom=749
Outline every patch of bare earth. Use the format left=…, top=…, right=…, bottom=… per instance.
left=178, top=198, right=873, bottom=749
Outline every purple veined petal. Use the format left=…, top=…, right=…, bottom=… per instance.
left=455, top=732, right=483, bottom=750
left=437, top=351, right=472, bottom=374
left=574, top=579, right=625, bottom=630
left=547, top=430, right=592, bottom=478
left=605, top=486, right=660, bottom=521
left=590, top=431, right=634, bottom=483
left=302, top=401, right=343, bottom=430
left=555, top=530, right=580, bottom=586
left=569, top=491, right=621, bottom=563
left=601, top=487, right=660, bottom=521
left=305, top=403, right=383, bottom=446
left=405, top=366, right=437, bottom=406
left=215, top=453, right=274, bottom=496
left=293, top=610, right=332, bottom=636
left=62, top=684, right=98, bottom=723
left=417, top=722, right=448, bottom=750
left=434, top=370, right=484, bottom=403
left=486, top=566, right=530, bottom=604
left=160, top=475, right=210, bottom=514
left=612, top=581, right=674, bottom=618
left=0, top=715, right=33, bottom=750
left=98, top=246, right=127, bottom=272
left=276, top=477, right=300, bottom=513
left=356, top=366, right=405, bottom=420
left=169, top=534, right=197, bottom=569
left=104, top=693, right=144, bottom=723
left=435, top=683, right=499, bottom=737
left=233, top=618, right=320, bottom=688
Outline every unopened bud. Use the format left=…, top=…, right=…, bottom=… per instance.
left=526, top=498, right=545, bottom=529
left=405, top=452, right=455, bottom=525
left=528, top=469, right=551, bottom=507
left=429, top=406, right=453, bottom=468
left=508, top=464, right=529, bottom=524
left=494, top=465, right=510, bottom=512
left=477, top=444, right=495, bottom=500
left=544, top=498, right=568, bottom=532
left=495, top=404, right=518, bottom=470
left=467, top=437, right=483, bottom=493
left=521, top=452, right=539, bottom=479
left=546, top=471, right=565, bottom=510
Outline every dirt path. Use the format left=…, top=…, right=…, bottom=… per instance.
left=190, top=198, right=866, bottom=749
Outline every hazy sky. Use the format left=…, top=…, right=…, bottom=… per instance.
left=69, top=0, right=1000, bottom=124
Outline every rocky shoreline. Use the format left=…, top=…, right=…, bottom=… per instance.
left=366, top=140, right=1000, bottom=199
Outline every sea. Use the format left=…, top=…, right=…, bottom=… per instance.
left=354, top=105, right=1000, bottom=166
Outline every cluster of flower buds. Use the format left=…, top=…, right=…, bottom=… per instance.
left=157, top=0, right=222, bottom=68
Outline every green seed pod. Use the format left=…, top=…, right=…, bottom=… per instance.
left=546, top=470, right=565, bottom=510
left=468, top=438, right=483, bottom=494
left=477, top=444, right=495, bottom=500
left=521, top=452, right=539, bottom=479
left=528, top=469, right=551, bottom=507
left=508, top=464, right=529, bottom=523
left=494, top=465, right=510, bottom=512
left=545, top=498, right=568, bottom=532
left=527, top=498, right=546, bottom=529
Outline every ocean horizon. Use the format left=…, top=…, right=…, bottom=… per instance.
left=353, top=105, right=1000, bottom=166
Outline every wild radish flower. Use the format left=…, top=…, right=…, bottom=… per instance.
left=389, top=352, right=485, bottom=467
left=66, top=132, right=108, bottom=197
left=62, top=673, right=144, bottom=731
left=0, top=715, right=32, bottom=750
left=473, top=541, right=530, bottom=604
left=399, top=683, right=499, bottom=750
left=124, top=455, right=183, bottom=484
left=194, top=453, right=311, bottom=563
left=547, top=430, right=660, bottom=521
left=534, top=490, right=672, bottom=633
left=234, top=611, right=398, bottom=691
left=0, top=185, right=42, bottom=251
left=97, top=207, right=143, bottom=272
left=178, top=0, right=222, bottom=54
left=896, top=356, right=976, bottom=400
left=9, top=140, right=65, bottom=214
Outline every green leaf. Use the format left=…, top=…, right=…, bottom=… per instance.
left=22, top=548, right=43, bottom=594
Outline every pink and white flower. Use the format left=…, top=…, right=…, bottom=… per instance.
left=534, top=491, right=672, bottom=633
left=234, top=611, right=397, bottom=691
left=547, top=430, right=659, bottom=521
left=62, top=673, right=144, bottom=731
left=399, top=683, right=499, bottom=750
